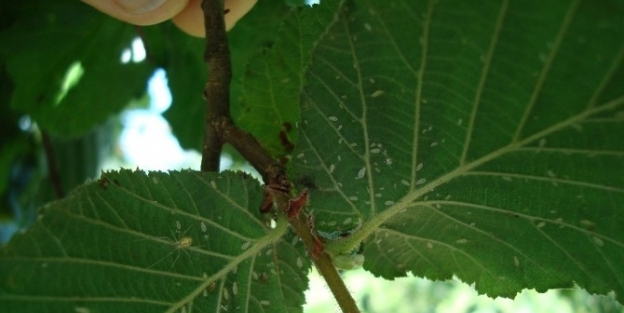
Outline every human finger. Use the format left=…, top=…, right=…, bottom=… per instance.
left=82, top=0, right=190, bottom=26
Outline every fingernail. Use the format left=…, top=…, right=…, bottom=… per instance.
left=114, top=0, right=167, bottom=14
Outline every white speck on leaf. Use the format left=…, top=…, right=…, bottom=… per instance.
left=514, top=256, right=520, bottom=267
left=593, top=237, right=604, bottom=247
left=265, top=249, right=272, bottom=255
left=356, top=167, right=366, bottom=179
left=201, top=221, right=207, bottom=232
left=456, top=239, right=468, bottom=244
left=537, top=222, right=546, bottom=228
left=330, top=164, right=335, bottom=173
left=416, top=178, right=426, bottom=185
left=427, top=242, right=433, bottom=249
left=232, top=282, right=238, bottom=296
left=430, top=142, right=438, bottom=147
left=371, top=148, right=381, bottom=153
left=176, top=220, right=181, bottom=230
left=401, top=180, right=409, bottom=186
left=385, top=201, right=395, bottom=206
left=417, top=163, right=423, bottom=171
left=261, top=300, right=270, bottom=306
left=364, top=23, right=372, bottom=31
left=349, top=196, right=358, bottom=201
left=371, top=90, right=384, bottom=97
left=343, top=217, right=353, bottom=225
left=547, top=170, right=556, bottom=177
left=328, top=221, right=337, bottom=226
left=210, top=181, right=217, bottom=189
left=152, top=177, right=158, bottom=184
left=539, top=138, right=546, bottom=148
left=329, top=116, right=338, bottom=122
left=75, top=307, right=90, bottom=313
left=241, top=242, right=251, bottom=250
left=297, top=257, right=303, bottom=268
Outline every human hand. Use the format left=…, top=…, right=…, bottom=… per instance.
left=82, top=0, right=257, bottom=37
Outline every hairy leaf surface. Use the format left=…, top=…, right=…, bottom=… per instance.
left=292, top=0, right=624, bottom=300
left=0, top=170, right=311, bottom=312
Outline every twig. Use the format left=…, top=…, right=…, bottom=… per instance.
left=290, top=213, right=361, bottom=313
left=200, top=1, right=360, bottom=311
left=41, top=132, right=64, bottom=199
left=200, top=0, right=231, bottom=172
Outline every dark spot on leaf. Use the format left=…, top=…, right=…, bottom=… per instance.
left=98, top=177, right=109, bottom=190
left=279, top=130, right=294, bottom=152
left=282, top=122, right=292, bottom=132
left=113, top=179, right=120, bottom=186
left=224, top=8, right=230, bottom=15
left=259, top=272, right=268, bottom=282
left=294, top=174, right=317, bottom=190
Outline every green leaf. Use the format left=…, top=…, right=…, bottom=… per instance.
left=235, top=0, right=345, bottom=157
left=155, top=0, right=297, bottom=150
left=0, top=170, right=311, bottom=312
left=0, top=0, right=154, bottom=138
left=292, top=0, right=624, bottom=301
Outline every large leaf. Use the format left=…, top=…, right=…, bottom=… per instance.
left=0, top=170, right=311, bottom=312
left=292, top=0, right=624, bottom=300
left=0, top=0, right=153, bottom=138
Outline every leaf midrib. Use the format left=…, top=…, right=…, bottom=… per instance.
left=354, top=93, right=624, bottom=250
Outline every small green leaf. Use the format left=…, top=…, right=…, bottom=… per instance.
left=0, top=170, right=311, bottom=312
left=292, top=0, right=624, bottom=301
left=152, top=0, right=297, bottom=150
left=235, top=0, right=346, bottom=157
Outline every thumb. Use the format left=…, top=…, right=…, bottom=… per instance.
left=83, top=0, right=257, bottom=37
left=82, top=0, right=190, bottom=26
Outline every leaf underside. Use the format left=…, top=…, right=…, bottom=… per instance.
left=292, top=0, right=624, bottom=301
left=0, top=170, right=311, bottom=312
